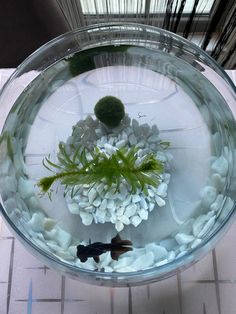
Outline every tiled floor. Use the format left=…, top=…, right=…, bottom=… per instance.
left=1, top=218, right=236, bottom=314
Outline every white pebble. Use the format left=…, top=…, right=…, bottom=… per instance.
left=18, top=177, right=34, bottom=199
left=75, top=259, right=96, bottom=271
left=157, top=182, right=168, bottom=197
left=68, top=202, right=80, bottom=214
left=211, top=173, right=226, bottom=191
left=138, top=209, right=148, bottom=220
left=27, top=196, right=40, bottom=210
left=167, top=251, right=176, bottom=261
left=104, top=266, right=114, bottom=272
left=80, top=212, right=93, bottom=225
left=156, top=151, right=167, bottom=162
left=116, top=206, right=125, bottom=217
left=99, top=252, right=112, bottom=268
left=0, top=157, right=12, bottom=175
left=201, top=186, right=217, bottom=208
left=160, top=238, right=178, bottom=250
left=148, top=189, right=154, bottom=197
left=132, top=119, right=140, bottom=133
left=56, top=250, right=75, bottom=261
left=44, top=228, right=57, bottom=242
left=119, top=215, right=130, bottom=225
left=44, top=218, right=57, bottom=231
left=140, top=197, right=148, bottom=210
left=100, top=199, right=107, bottom=210
left=163, top=173, right=171, bottom=184
left=145, top=243, right=168, bottom=261
left=175, top=233, right=195, bottom=245
left=176, top=251, right=187, bottom=258
left=88, top=188, right=97, bottom=203
left=93, top=198, right=101, bottom=207
left=132, top=194, right=141, bottom=203
left=47, top=241, right=61, bottom=252
left=96, top=182, right=105, bottom=195
left=136, top=140, right=145, bottom=148
left=198, top=216, right=216, bottom=238
left=179, top=244, right=187, bottom=252
left=149, top=202, right=155, bottom=211
left=115, top=221, right=124, bottom=232
left=148, top=134, right=159, bottom=143
left=107, top=199, right=114, bottom=209
left=210, top=194, right=224, bottom=212
left=95, top=208, right=106, bottom=222
left=131, top=215, right=142, bottom=227
left=56, top=227, right=72, bottom=250
left=191, top=238, right=202, bottom=249
left=155, top=195, right=166, bottom=207
left=112, top=256, right=134, bottom=270
left=117, top=193, right=126, bottom=201
left=211, top=156, right=228, bottom=176
left=3, top=197, right=17, bottom=211
left=108, top=137, right=115, bottom=145
left=140, top=123, right=151, bottom=136
left=124, top=204, right=137, bottom=217
left=131, top=252, right=155, bottom=271
left=126, top=127, right=133, bottom=136
left=119, top=184, right=128, bottom=196
left=104, top=143, right=116, bottom=154
left=115, top=266, right=136, bottom=273
left=192, top=215, right=208, bottom=236
left=34, top=238, right=50, bottom=251
left=79, top=201, right=89, bottom=208
left=116, top=139, right=127, bottom=148
left=4, top=176, right=17, bottom=193
left=84, top=205, right=94, bottom=213
left=129, top=134, right=137, bottom=145
left=155, top=259, right=168, bottom=267
left=28, top=213, right=45, bottom=232
left=123, top=195, right=132, bottom=206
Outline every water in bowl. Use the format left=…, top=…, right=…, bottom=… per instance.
left=0, top=45, right=234, bottom=272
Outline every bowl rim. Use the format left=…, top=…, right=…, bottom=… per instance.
left=0, top=22, right=236, bottom=284
left=1, top=22, right=236, bottom=95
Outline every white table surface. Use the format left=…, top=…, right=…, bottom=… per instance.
left=0, top=69, right=236, bottom=314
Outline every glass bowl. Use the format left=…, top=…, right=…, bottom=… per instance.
left=0, top=23, right=236, bottom=287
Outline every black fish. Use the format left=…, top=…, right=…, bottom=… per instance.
left=76, top=234, right=132, bottom=263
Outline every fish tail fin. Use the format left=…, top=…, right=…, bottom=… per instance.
left=93, top=256, right=100, bottom=263
left=111, top=234, right=132, bottom=246
left=111, top=247, right=133, bottom=261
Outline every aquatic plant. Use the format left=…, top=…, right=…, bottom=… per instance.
left=38, top=142, right=164, bottom=197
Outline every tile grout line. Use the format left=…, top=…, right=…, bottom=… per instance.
left=212, top=249, right=221, bottom=314
left=110, top=288, right=114, bottom=314
left=128, top=287, right=132, bottom=314
left=177, top=272, right=183, bottom=314
left=61, top=276, right=65, bottom=314
left=6, top=238, right=15, bottom=314
left=146, top=285, right=151, bottom=300
left=27, top=279, right=33, bottom=314
left=203, top=302, right=207, bottom=314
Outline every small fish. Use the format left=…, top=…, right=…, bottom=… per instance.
left=76, top=234, right=132, bottom=263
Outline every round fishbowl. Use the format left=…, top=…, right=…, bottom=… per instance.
left=0, top=23, right=236, bottom=286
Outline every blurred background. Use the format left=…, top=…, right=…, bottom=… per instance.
left=0, top=0, right=235, bottom=68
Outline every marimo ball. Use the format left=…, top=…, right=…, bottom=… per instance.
left=94, top=96, right=125, bottom=127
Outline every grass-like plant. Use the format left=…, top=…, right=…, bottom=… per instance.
left=38, top=142, right=164, bottom=197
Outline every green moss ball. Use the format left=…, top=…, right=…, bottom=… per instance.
left=94, top=96, right=125, bottom=127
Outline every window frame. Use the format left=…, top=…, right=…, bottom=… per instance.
left=79, top=0, right=219, bottom=33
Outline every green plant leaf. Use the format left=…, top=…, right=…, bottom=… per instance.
left=38, top=142, right=165, bottom=197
